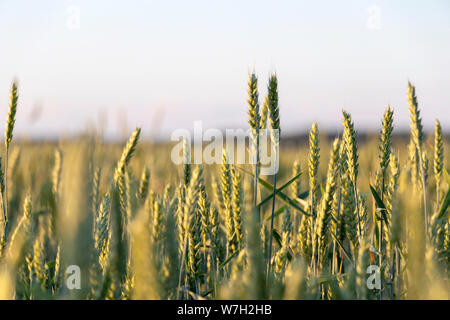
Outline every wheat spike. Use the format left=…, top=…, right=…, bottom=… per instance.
left=248, top=72, right=261, bottom=207
left=209, top=206, right=222, bottom=266
left=434, top=119, right=443, bottom=206
left=0, top=158, right=4, bottom=231
left=152, top=198, right=163, bottom=243
left=291, top=161, right=301, bottom=199
left=315, top=138, right=340, bottom=264
left=266, top=73, right=280, bottom=282
left=92, top=166, right=101, bottom=214
left=52, top=149, right=63, bottom=196
left=260, top=95, right=269, bottom=130
left=198, top=184, right=210, bottom=253
left=114, top=128, right=141, bottom=182
left=386, top=153, right=401, bottom=257
left=407, top=82, right=424, bottom=152
left=139, top=166, right=150, bottom=200
left=275, top=207, right=292, bottom=274
left=267, top=74, right=280, bottom=132
left=231, top=165, right=243, bottom=249
left=297, top=214, right=312, bottom=263
left=407, top=82, right=429, bottom=232
left=377, top=106, right=394, bottom=197
left=342, top=173, right=357, bottom=247
left=221, top=151, right=234, bottom=253
left=5, top=81, right=18, bottom=149
left=308, top=122, right=320, bottom=216
left=95, top=193, right=111, bottom=271
left=248, top=73, right=260, bottom=135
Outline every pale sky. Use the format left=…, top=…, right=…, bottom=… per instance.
left=0, top=0, right=449, bottom=139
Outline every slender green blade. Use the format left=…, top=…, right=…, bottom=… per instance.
left=238, top=166, right=310, bottom=216
left=272, top=229, right=282, bottom=247
left=369, top=184, right=389, bottom=225
left=219, top=250, right=238, bottom=268
left=328, top=228, right=354, bottom=266
left=265, top=205, right=287, bottom=221
left=258, top=171, right=303, bottom=208
left=298, top=190, right=309, bottom=199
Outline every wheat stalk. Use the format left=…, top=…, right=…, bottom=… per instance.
left=266, top=73, right=280, bottom=284
left=247, top=73, right=261, bottom=208
left=2, top=81, right=18, bottom=243
left=7, top=194, right=32, bottom=257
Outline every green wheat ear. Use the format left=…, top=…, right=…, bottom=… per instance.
left=407, top=82, right=424, bottom=151
left=247, top=73, right=260, bottom=133
left=247, top=72, right=261, bottom=207
left=379, top=106, right=394, bottom=174
left=52, top=149, right=63, bottom=196
left=342, top=110, right=362, bottom=238
left=260, top=95, right=269, bottom=130
left=308, top=122, right=320, bottom=215
left=407, top=81, right=428, bottom=233
left=221, top=150, right=234, bottom=250
left=231, top=165, right=243, bottom=249
left=342, top=110, right=358, bottom=184
left=315, top=138, right=340, bottom=264
left=139, top=166, right=150, bottom=200
left=95, top=193, right=111, bottom=271
left=434, top=119, right=443, bottom=205
left=267, top=74, right=280, bottom=132
left=266, top=72, right=280, bottom=284
left=5, top=81, right=18, bottom=149
left=114, top=127, right=141, bottom=182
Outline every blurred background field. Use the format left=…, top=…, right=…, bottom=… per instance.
left=0, top=123, right=448, bottom=299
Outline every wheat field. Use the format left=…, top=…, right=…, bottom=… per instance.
left=0, top=75, right=448, bottom=300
